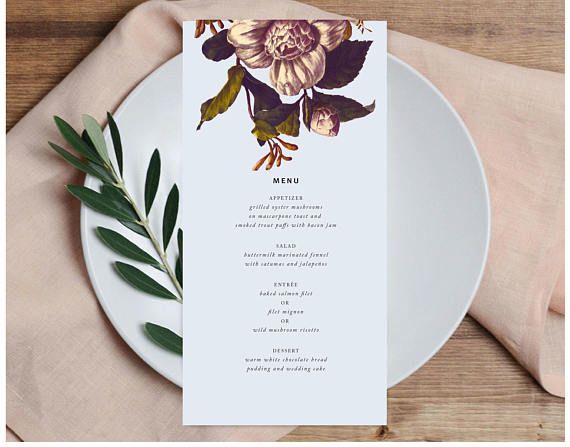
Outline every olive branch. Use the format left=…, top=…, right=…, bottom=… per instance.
left=50, top=114, right=182, bottom=355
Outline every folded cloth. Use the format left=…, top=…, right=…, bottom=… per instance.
left=7, top=0, right=564, bottom=441
left=387, top=31, right=565, bottom=398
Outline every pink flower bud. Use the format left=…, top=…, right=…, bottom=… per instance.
left=310, top=105, right=340, bottom=137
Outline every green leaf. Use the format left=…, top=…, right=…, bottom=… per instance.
left=251, top=119, right=278, bottom=141
left=88, top=162, right=115, bottom=183
left=100, top=185, right=138, bottom=221
left=82, top=115, right=110, bottom=163
left=254, top=103, right=297, bottom=127
left=114, top=262, right=178, bottom=300
left=302, top=96, right=313, bottom=131
left=66, top=185, right=137, bottom=221
left=176, top=229, right=183, bottom=287
left=276, top=108, right=300, bottom=137
left=175, top=257, right=182, bottom=288
left=144, top=322, right=182, bottom=355
left=49, top=142, right=111, bottom=182
left=81, top=129, right=94, bottom=148
left=316, top=40, right=372, bottom=89
left=107, top=112, right=123, bottom=176
left=201, top=29, right=235, bottom=61
left=119, top=220, right=149, bottom=238
left=96, top=227, right=160, bottom=266
left=162, top=185, right=179, bottom=250
left=252, top=103, right=300, bottom=139
left=53, top=116, right=101, bottom=164
left=197, top=65, right=245, bottom=129
left=312, top=91, right=375, bottom=122
left=144, top=149, right=161, bottom=215
left=242, top=69, right=281, bottom=114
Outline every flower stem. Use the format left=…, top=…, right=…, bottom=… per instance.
left=244, top=87, right=255, bottom=121
left=109, top=165, right=183, bottom=302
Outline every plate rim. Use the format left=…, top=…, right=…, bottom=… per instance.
left=80, top=53, right=491, bottom=389
left=386, top=55, right=491, bottom=388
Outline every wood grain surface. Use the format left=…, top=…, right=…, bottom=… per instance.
left=6, top=0, right=565, bottom=441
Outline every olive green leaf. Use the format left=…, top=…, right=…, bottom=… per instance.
left=302, top=96, right=313, bottom=131
left=201, top=29, right=235, bottom=61
left=66, top=185, right=137, bottom=221
left=54, top=116, right=101, bottom=164
left=162, top=184, right=179, bottom=250
left=107, top=112, right=123, bottom=176
left=114, top=262, right=178, bottom=300
left=82, top=115, right=110, bottom=164
left=252, top=102, right=300, bottom=139
left=316, top=40, right=372, bottom=89
left=254, top=103, right=297, bottom=127
left=96, top=227, right=160, bottom=267
left=251, top=119, right=279, bottom=141
left=197, top=65, right=245, bottom=129
left=144, top=322, right=182, bottom=355
left=49, top=142, right=110, bottom=182
left=144, top=149, right=161, bottom=215
left=312, top=91, right=375, bottom=122
left=276, top=108, right=300, bottom=137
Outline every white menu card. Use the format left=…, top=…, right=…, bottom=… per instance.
left=182, top=19, right=387, bottom=425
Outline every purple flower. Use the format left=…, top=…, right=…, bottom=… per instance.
left=227, top=20, right=348, bottom=96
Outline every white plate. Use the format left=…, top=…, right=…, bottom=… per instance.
left=82, top=54, right=490, bottom=388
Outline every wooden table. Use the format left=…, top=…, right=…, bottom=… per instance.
left=7, top=0, right=564, bottom=441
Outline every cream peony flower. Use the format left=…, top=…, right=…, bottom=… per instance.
left=310, top=105, right=340, bottom=137
left=227, top=20, right=348, bottom=96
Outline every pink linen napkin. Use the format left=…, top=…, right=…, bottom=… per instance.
left=7, top=0, right=564, bottom=441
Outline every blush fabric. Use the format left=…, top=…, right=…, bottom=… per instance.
left=6, top=0, right=564, bottom=441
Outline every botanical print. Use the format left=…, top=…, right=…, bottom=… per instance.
left=194, top=19, right=375, bottom=171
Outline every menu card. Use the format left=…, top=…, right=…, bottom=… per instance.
left=182, top=19, right=387, bottom=425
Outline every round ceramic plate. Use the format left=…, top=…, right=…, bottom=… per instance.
left=82, top=54, right=490, bottom=388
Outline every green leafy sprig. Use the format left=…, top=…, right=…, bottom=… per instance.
left=51, top=113, right=182, bottom=356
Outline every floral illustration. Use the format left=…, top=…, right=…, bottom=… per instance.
left=228, top=20, right=347, bottom=96
left=195, top=19, right=375, bottom=171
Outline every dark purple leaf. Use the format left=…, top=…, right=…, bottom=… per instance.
left=242, top=69, right=281, bottom=113
left=312, top=91, right=375, bottom=122
left=201, top=29, right=235, bottom=62
left=316, top=40, right=372, bottom=89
